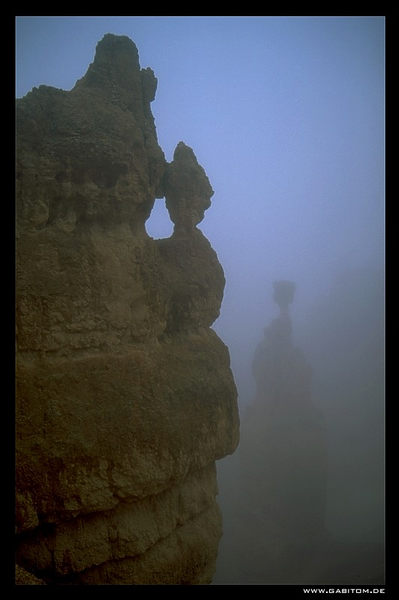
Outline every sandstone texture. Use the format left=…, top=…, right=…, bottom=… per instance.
left=15, top=565, right=46, bottom=585
left=16, top=34, right=239, bottom=585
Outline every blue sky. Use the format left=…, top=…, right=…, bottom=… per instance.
left=16, top=16, right=385, bottom=405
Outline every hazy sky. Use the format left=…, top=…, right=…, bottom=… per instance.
left=15, top=16, right=385, bottom=406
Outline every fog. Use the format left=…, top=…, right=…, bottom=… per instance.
left=16, top=16, right=385, bottom=585
left=213, top=267, right=384, bottom=583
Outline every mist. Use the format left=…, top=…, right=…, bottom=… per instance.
left=213, top=267, right=384, bottom=584
left=16, top=16, right=385, bottom=585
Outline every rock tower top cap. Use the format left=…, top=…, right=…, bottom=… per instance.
left=273, top=280, right=296, bottom=311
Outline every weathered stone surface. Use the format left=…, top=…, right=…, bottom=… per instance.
left=76, top=504, right=222, bottom=585
left=16, top=33, right=239, bottom=584
left=15, top=565, right=46, bottom=585
left=16, top=465, right=219, bottom=581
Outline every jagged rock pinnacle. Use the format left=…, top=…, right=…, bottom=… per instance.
left=74, top=33, right=157, bottom=117
left=83, top=34, right=140, bottom=85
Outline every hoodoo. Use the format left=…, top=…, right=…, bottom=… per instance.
left=215, top=281, right=327, bottom=583
left=15, top=34, right=239, bottom=585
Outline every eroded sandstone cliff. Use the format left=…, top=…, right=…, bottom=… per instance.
left=16, top=33, right=239, bottom=585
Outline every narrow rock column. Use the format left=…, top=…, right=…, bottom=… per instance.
left=216, top=281, right=328, bottom=584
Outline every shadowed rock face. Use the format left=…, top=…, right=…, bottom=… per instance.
left=16, top=33, right=239, bottom=585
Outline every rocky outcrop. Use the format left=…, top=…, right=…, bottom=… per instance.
left=16, top=34, right=239, bottom=585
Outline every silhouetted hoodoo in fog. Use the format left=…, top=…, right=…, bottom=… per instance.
left=214, top=281, right=328, bottom=584
left=249, top=281, right=327, bottom=544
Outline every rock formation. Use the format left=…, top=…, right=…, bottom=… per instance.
left=214, top=281, right=327, bottom=584
left=247, top=281, right=327, bottom=547
left=15, top=34, right=239, bottom=585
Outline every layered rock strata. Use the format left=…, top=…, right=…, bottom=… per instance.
left=16, top=34, right=239, bottom=585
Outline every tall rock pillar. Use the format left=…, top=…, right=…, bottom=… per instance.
left=215, top=281, right=327, bottom=583
left=15, top=34, right=239, bottom=585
